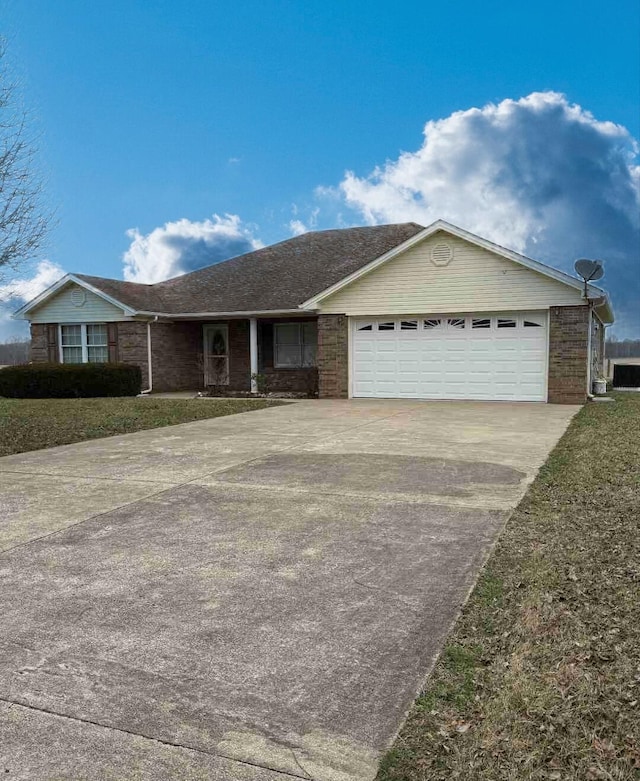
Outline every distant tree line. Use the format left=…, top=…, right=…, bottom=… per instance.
left=606, top=339, right=640, bottom=358
left=0, top=338, right=29, bottom=365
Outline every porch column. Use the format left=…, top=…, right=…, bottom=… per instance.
left=249, top=317, right=258, bottom=393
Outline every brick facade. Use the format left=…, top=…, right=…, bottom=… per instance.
left=27, top=318, right=321, bottom=394
left=116, top=321, right=149, bottom=387
left=317, top=314, right=349, bottom=399
left=29, top=324, right=49, bottom=363
left=29, top=308, right=594, bottom=403
left=263, top=367, right=318, bottom=394
left=150, top=322, right=203, bottom=391
left=547, top=305, right=590, bottom=404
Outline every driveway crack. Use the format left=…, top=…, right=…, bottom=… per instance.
left=0, top=695, right=311, bottom=779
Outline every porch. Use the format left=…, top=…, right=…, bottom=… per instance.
left=146, top=316, right=319, bottom=395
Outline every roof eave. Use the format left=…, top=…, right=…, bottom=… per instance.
left=134, top=308, right=316, bottom=319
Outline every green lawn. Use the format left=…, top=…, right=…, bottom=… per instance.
left=379, top=393, right=640, bottom=781
left=0, top=397, right=286, bottom=456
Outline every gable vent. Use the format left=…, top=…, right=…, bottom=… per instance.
left=430, top=242, right=453, bottom=266
left=71, top=288, right=86, bottom=307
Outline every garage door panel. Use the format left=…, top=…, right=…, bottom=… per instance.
left=352, top=313, right=547, bottom=402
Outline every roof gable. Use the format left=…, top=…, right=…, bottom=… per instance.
left=300, top=220, right=606, bottom=309
left=314, top=229, right=596, bottom=316
left=13, top=274, right=137, bottom=319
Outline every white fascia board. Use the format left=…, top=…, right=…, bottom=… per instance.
left=12, top=274, right=74, bottom=318
left=299, top=218, right=607, bottom=309
left=12, top=273, right=137, bottom=319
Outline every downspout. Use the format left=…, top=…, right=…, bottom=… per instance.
left=139, top=317, right=157, bottom=395
left=586, top=305, right=593, bottom=399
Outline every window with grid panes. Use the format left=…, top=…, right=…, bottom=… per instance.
left=60, top=324, right=109, bottom=363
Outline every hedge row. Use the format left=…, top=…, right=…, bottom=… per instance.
left=0, top=363, right=142, bottom=398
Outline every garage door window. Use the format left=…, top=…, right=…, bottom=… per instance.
left=472, top=318, right=491, bottom=329
left=423, top=319, right=442, bottom=329
left=378, top=321, right=395, bottom=331
left=497, top=318, right=517, bottom=328
left=400, top=320, right=418, bottom=330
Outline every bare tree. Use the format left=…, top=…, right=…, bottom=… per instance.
left=0, top=39, right=49, bottom=280
left=0, top=336, right=29, bottom=364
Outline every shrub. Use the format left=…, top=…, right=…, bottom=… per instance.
left=0, top=363, right=142, bottom=398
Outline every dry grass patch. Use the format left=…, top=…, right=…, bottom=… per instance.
left=0, top=397, right=286, bottom=456
left=378, top=393, right=640, bottom=780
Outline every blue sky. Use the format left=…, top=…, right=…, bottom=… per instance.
left=1, top=0, right=639, bottom=337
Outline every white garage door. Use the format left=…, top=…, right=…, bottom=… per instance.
left=352, top=312, right=548, bottom=401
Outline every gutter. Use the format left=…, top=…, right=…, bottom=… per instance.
left=133, top=308, right=313, bottom=319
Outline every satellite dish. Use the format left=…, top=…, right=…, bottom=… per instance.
left=574, top=259, right=604, bottom=282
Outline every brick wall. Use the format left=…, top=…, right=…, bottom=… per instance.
left=227, top=320, right=250, bottom=391
left=150, top=322, right=203, bottom=391
left=263, top=367, right=318, bottom=394
left=258, top=319, right=318, bottom=395
left=29, top=324, right=49, bottom=362
left=28, top=318, right=323, bottom=395
left=317, top=314, right=349, bottom=399
left=548, top=305, right=590, bottom=404
left=116, top=322, right=150, bottom=388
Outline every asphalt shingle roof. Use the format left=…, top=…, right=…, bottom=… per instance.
left=76, top=223, right=424, bottom=314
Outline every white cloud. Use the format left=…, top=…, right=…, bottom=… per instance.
left=0, top=260, right=66, bottom=340
left=0, top=260, right=65, bottom=306
left=123, top=214, right=263, bottom=283
left=336, top=91, right=640, bottom=334
left=288, top=206, right=320, bottom=236
left=289, top=219, right=308, bottom=236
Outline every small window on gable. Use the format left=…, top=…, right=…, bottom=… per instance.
left=377, top=321, right=395, bottom=331
left=498, top=318, right=517, bottom=328
left=423, top=318, right=442, bottom=329
left=400, top=320, right=418, bottom=330
left=357, top=323, right=373, bottom=331
left=448, top=318, right=466, bottom=329
left=472, top=318, right=491, bottom=329
left=523, top=319, right=543, bottom=327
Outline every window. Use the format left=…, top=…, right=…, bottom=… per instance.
left=60, top=324, right=109, bottom=363
left=472, top=318, right=491, bottom=329
left=497, top=318, right=517, bottom=328
left=274, top=322, right=317, bottom=368
left=523, top=319, right=542, bottom=327
left=377, top=321, right=395, bottom=331
left=357, top=323, right=373, bottom=331
left=400, top=320, right=418, bottom=330
left=448, top=318, right=466, bottom=329
left=423, top=318, right=442, bottom=329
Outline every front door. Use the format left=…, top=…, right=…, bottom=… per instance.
left=203, top=324, right=229, bottom=386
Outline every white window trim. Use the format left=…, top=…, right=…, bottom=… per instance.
left=59, top=323, right=108, bottom=363
left=273, top=322, right=317, bottom=369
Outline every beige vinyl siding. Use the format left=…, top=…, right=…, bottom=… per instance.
left=29, top=283, right=131, bottom=323
left=318, top=232, right=584, bottom=315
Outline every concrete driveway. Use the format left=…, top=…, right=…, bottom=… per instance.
left=0, top=399, right=578, bottom=780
